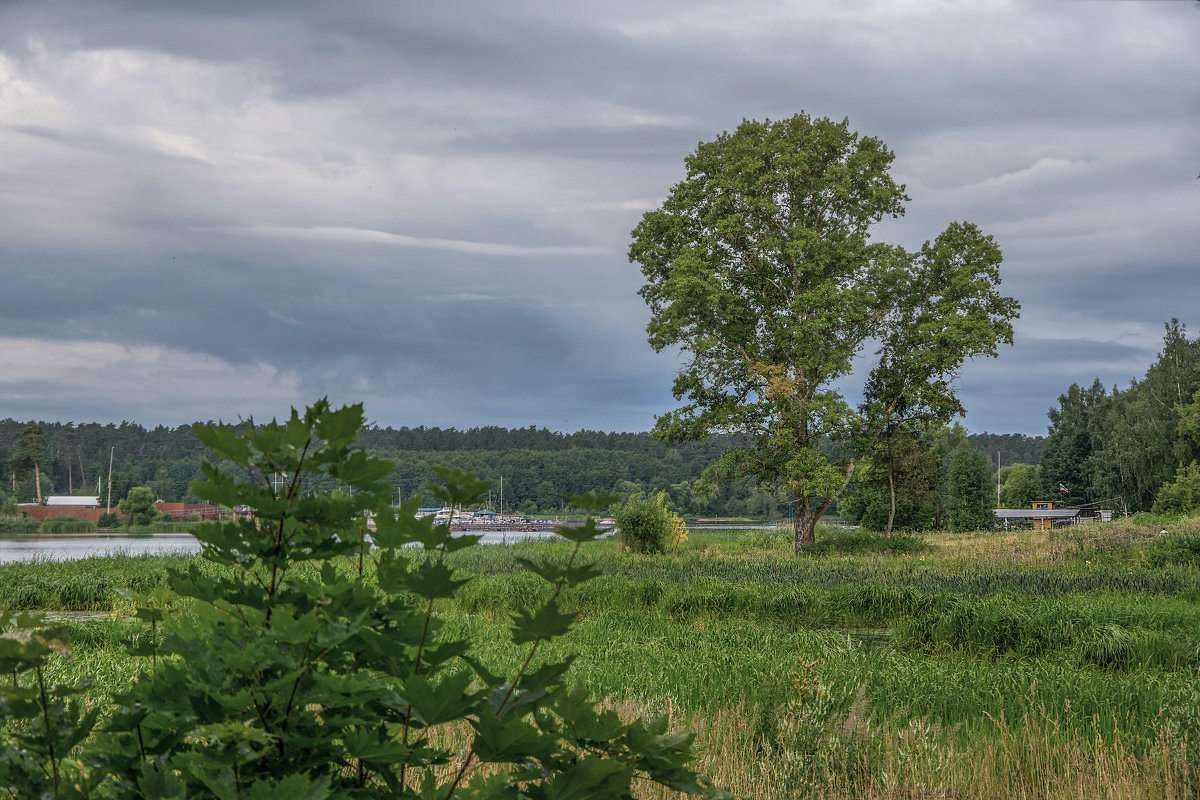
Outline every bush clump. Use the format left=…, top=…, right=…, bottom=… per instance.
left=614, top=490, right=682, bottom=553
left=1153, top=462, right=1200, bottom=514
left=0, top=516, right=36, bottom=534
left=37, top=515, right=97, bottom=533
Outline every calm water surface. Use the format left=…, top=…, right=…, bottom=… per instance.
left=0, top=530, right=577, bottom=563
left=0, top=533, right=201, bottom=563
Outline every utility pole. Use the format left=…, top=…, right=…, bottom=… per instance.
left=106, top=446, right=114, bottom=512
left=997, top=451, right=1001, bottom=508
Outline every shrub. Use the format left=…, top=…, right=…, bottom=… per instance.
left=37, top=515, right=96, bottom=533
left=117, top=485, right=157, bottom=526
left=0, top=516, right=36, bottom=534
left=96, top=511, right=119, bottom=529
left=1153, top=461, right=1200, bottom=514
left=614, top=490, right=674, bottom=553
left=667, top=507, right=689, bottom=550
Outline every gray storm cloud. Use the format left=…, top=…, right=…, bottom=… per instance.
left=0, top=0, right=1196, bottom=434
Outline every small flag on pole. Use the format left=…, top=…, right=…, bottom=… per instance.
left=1059, top=484, right=1069, bottom=493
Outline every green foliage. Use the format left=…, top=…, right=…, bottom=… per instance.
left=1042, top=321, right=1200, bottom=513
left=1145, top=531, right=1200, bottom=568
left=38, top=515, right=97, bottom=533
left=0, top=418, right=793, bottom=519
left=943, top=447, right=994, bottom=532
left=96, top=511, right=120, bottom=528
left=614, top=491, right=674, bottom=554
left=0, top=554, right=184, bottom=610
left=840, top=425, right=941, bottom=534
left=1152, top=461, right=1200, bottom=514
left=0, top=516, right=36, bottom=534
left=7, top=523, right=1200, bottom=795
left=839, top=487, right=936, bottom=532
left=966, top=432, right=1045, bottom=466
left=0, top=613, right=100, bottom=798
left=117, top=485, right=157, bottom=527
left=8, top=422, right=49, bottom=504
left=999, top=463, right=1040, bottom=508
left=0, top=401, right=720, bottom=798
left=629, top=112, right=1019, bottom=550
left=797, top=528, right=930, bottom=557
left=1039, top=378, right=1107, bottom=503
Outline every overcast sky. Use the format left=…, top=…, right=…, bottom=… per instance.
left=0, top=0, right=1197, bottom=436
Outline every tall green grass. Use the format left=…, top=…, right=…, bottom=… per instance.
left=6, top=523, right=1200, bottom=796
left=0, top=554, right=196, bottom=610
left=38, top=515, right=97, bottom=533
left=0, top=517, right=37, bottom=534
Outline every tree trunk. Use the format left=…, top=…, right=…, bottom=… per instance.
left=793, top=495, right=819, bottom=552
left=885, top=461, right=896, bottom=538
left=34, top=461, right=42, bottom=505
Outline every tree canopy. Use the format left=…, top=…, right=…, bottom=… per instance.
left=630, top=113, right=1019, bottom=550
left=118, top=485, right=158, bottom=526
left=7, top=423, right=47, bottom=504
left=1039, top=320, right=1200, bottom=514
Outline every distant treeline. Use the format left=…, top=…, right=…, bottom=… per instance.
left=1039, top=319, right=1200, bottom=513
left=841, top=319, right=1200, bottom=531
left=965, top=432, right=1044, bottom=467
left=1, top=416, right=1044, bottom=518
left=0, top=420, right=205, bottom=509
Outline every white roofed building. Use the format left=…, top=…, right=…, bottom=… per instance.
left=45, top=496, right=101, bottom=507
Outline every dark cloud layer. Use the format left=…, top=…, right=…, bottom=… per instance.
left=0, top=0, right=1197, bottom=435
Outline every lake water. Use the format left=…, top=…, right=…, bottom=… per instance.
left=0, top=533, right=202, bottom=563
left=0, top=529, right=583, bottom=563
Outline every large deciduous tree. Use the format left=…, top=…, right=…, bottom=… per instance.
left=630, top=113, right=1019, bottom=551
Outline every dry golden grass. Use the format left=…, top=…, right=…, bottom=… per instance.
left=412, top=691, right=1196, bottom=799
left=633, top=695, right=1196, bottom=800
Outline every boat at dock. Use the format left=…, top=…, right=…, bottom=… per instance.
left=415, top=507, right=611, bottom=532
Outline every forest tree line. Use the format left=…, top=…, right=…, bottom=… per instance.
left=839, top=319, right=1200, bottom=532
left=9, top=317, right=1197, bottom=526
left=1, top=414, right=1041, bottom=520
left=1037, top=319, right=1200, bottom=515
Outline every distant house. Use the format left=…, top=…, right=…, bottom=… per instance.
left=994, top=501, right=1081, bottom=530
left=46, top=495, right=101, bottom=507
left=20, top=499, right=236, bottom=523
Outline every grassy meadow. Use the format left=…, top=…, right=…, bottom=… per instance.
left=3, top=518, right=1199, bottom=798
